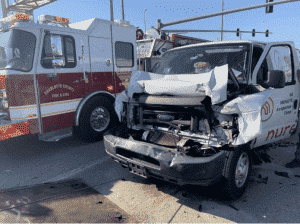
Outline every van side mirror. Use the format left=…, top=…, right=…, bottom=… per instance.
left=268, top=70, right=285, bottom=89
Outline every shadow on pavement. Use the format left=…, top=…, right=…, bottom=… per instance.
left=109, top=143, right=300, bottom=223
left=0, top=178, right=137, bottom=223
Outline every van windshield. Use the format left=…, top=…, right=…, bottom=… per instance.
left=151, top=43, right=250, bottom=84
left=0, top=29, right=36, bottom=72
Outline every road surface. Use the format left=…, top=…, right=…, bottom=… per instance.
left=0, top=131, right=300, bottom=222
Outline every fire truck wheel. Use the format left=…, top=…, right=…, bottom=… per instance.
left=221, top=145, right=252, bottom=200
left=75, top=97, right=117, bottom=142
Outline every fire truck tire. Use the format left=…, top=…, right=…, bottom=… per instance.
left=221, top=145, right=252, bottom=200
left=74, top=96, right=117, bottom=142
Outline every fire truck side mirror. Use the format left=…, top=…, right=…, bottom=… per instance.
left=50, top=35, right=63, bottom=57
left=52, top=58, right=65, bottom=67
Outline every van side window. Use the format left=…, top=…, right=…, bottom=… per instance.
left=115, top=41, right=134, bottom=67
left=41, top=34, right=76, bottom=69
left=257, top=45, right=294, bottom=87
left=267, top=46, right=293, bottom=84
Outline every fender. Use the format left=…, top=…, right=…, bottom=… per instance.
left=75, top=91, right=115, bottom=126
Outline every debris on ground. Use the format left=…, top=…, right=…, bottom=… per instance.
left=274, top=171, right=290, bottom=178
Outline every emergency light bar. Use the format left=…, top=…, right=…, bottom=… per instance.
left=0, top=13, right=33, bottom=25
left=38, top=15, right=70, bottom=27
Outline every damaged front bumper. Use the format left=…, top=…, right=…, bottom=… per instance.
left=104, top=134, right=226, bottom=186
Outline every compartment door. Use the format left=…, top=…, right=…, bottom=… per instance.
left=88, top=37, right=114, bottom=94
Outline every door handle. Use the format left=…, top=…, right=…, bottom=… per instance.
left=73, top=77, right=84, bottom=83
left=294, top=99, right=298, bottom=110
left=73, top=73, right=89, bottom=83
left=106, top=59, right=111, bottom=66
left=47, top=73, right=57, bottom=80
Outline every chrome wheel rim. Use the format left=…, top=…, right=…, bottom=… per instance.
left=90, top=106, right=110, bottom=132
left=235, top=152, right=249, bottom=188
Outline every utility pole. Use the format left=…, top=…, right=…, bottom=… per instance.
left=220, top=0, right=224, bottom=41
left=144, top=9, right=147, bottom=37
left=121, top=0, right=124, bottom=20
left=1, top=0, right=7, bottom=18
left=110, top=0, right=114, bottom=21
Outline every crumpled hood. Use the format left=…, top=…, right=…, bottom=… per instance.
left=127, top=64, right=229, bottom=105
left=137, top=79, right=204, bottom=97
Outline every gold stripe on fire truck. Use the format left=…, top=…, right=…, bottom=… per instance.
left=40, top=98, right=82, bottom=118
left=40, top=98, right=83, bottom=107
left=9, top=98, right=82, bottom=119
left=41, top=108, right=77, bottom=118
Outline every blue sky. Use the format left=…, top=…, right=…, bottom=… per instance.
left=2, top=0, right=300, bottom=48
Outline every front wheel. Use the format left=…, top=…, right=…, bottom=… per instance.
left=74, top=97, right=118, bottom=142
left=221, top=145, right=252, bottom=200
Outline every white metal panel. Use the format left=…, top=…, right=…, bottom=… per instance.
left=89, top=37, right=113, bottom=73
left=69, top=19, right=95, bottom=31
left=89, top=20, right=112, bottom=39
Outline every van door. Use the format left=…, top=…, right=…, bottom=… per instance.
left=88, top=37, right=114, bottom=94
left=36, top=32, right=89, bottom=133
left=252, top=43, right=299, bottom=147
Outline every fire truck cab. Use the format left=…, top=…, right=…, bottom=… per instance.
left=0, top=13, right=136, bottom=142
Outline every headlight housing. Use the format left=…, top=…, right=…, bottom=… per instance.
left=0, top=89, right=8, bottom=108
left=1, top=89, right=7, bottom=99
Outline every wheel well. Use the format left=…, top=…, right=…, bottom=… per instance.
left=74, top=92, right=115, bottom=127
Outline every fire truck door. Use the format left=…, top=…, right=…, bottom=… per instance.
left=36, top=33, right=90, bottom=134
left=112, top=27, right=136, bottom=95
left=88, top=37, right=114, bottom=94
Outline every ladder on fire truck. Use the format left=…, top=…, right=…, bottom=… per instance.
left=0, top=0, right=57, bottom=18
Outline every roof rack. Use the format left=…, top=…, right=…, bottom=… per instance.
left=1, top=0, right=57, bottom=18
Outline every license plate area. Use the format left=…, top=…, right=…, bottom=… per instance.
left=128, top=162, right=148, bottom=178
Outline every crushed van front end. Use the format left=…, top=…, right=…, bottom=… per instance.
left=104, top=91, right=238, bottom=185
left=104, top=134, right=226, bottom=185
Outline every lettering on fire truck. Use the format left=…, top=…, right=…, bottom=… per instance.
left=44, top=84, right=75, bottom=95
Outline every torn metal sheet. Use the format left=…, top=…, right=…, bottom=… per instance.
left=115, top=64, right=229, bottom=121
left=221, top=91, right=272, bottom=145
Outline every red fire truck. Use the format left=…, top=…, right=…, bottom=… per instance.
left=0, top=13, right=136, bottom=142
left=136, top=27, right=211, bottom=72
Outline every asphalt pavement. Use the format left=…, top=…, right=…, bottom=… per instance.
left=0, top=129, right=300, bottom=222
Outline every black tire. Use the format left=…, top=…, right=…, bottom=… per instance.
left=74, top=96, right=118, bottom=142
left=221, top=145, right=252, bottom=200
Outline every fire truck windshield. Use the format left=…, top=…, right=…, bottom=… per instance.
left=151, top=43, right=250, bottom=84
left=0, top=29, right=36, bottom=72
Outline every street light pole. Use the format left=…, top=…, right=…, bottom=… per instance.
left=220, top=0, right=224, bottom=41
